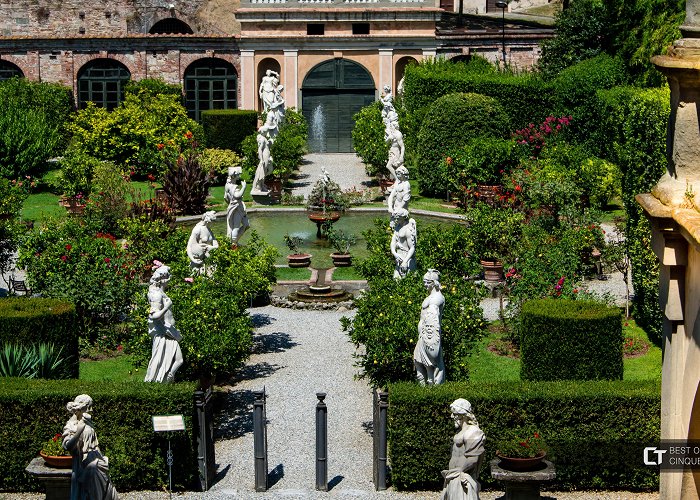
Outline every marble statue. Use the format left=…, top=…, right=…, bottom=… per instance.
left=440, top=399, right=485, bottom=500
left=251, top=123, right=274, bottom=195
left=380, top=84, right=394, bottom=114
left=269, top=82, right=286, bottom=128
left=387, top=165, right=411, bottom=213
left=187, top=211, right=219, bottom=274
left=259, top=69, right=280, bottom=113
left=144, top=265, right=183, bottom=383
left=390, top=208, right=416, bottom=279
left=414, top=268, right=445, bottom=385
left=385, top=124, right=405, bottom=181
left=224, top=166, right=250, bottom=243
left=62, top=394, right=119, bottom=500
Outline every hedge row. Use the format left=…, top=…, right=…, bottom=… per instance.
left=388, top=381, right=660, bottom=491
left=0, top=298, right=79, bottom=378
left=202, top=109, right=258, bottom=153
left=520, top=299, right=623, bottom=381
left=1, top=378, right=198, bottom=492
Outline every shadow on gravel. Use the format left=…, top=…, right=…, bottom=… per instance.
left=253, top=331, right=299, bottom=355
left=232, top=361, right=281, bottom=382
left=328, top=475, right=344, bottom=491
left=214, top=389, right=256, bottom=440
left=251, top=313, right=276, bottom=328
left=268, top=463, right=285, bottom=488
left=361, top=420, right=373, bottom=436
left=212, top=463, right=231, bottom=486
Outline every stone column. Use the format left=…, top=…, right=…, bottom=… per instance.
left=240, top=50, right=256, bottom=110
left=379, top=49, right=393, bottom=93
left=283, top=50, right=298, bottom=109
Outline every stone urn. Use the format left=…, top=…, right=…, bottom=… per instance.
left=495, top=451, right=547, bottom=472
left=480, top=259, right=504, bottom=282
left=330, top=252, right=352, bottom=267
left=287, top=253, right=312, bottom=268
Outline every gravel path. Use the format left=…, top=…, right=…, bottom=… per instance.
left=289, top=153, right=373, bottom=200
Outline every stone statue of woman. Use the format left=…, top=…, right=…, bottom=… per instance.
left=187, top=211, right=219, bottom=274
left=387, top=165, right=411, bottom=213
left=224, top=167, right=249, bottom=243
left=144, top=265, right=183, bottom=383
left=62, top=394, right=119, bottom=500
left=390, top=208, right=416, bottom=279
left=414, top=269, right=445, bottom=385
left=440, top=399, right=485, bottom=500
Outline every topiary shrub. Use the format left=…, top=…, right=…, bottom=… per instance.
left=520, top=298, right=623, bottom=381
left=0, top=378, right=197, bottom=491
left=352, top=101, right=389, bottom=177
left=201, top=109, right=258, bottom=153
left=415, top=93, right=509, bottom=196
left=388, top=380, right=659, bottom=491
left=0, top=298, right=78, bottom=378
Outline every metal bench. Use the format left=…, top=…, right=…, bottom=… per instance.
left=9, top=277, right=31, bottom=296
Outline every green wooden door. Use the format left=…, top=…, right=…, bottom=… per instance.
left=302, top=60, right=375, bottom=153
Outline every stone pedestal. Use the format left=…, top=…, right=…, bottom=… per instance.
left=490, top=459, right=555, bottom=500
left=25, top=457, right=71, bottom=500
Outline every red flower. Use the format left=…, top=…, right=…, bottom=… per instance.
left=147, top=174, right=156, bottom=181
left=534, top=432, right=540, bottom=439
left=60, top=255, right=67, bottom=262
left=185, top=130, right=193, bottom=140
left=65, top=244, right=72, bottom=251
left=156, top=143, right=165, bottom=151
left=514, top=185, right=522, bottom=192
left=519, top=441, right=530, bottom=448
left=104, top=257, right=111, bottom=263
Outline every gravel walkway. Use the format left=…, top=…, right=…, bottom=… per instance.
left=289, top=153, right=373, bottom=200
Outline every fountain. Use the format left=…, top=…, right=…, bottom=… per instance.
left=306, top=168, right=343, bottom=237
left=309, top=103, right=326, bottom=153
left=286, top=267, right=354, bottom=304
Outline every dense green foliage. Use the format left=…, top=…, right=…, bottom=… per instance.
left=388, top=380, right=659, bottom=491
left=352, top=101, right=389, bottom=177
left=0, top=378, right=197, bottom=491
left=0, top=299, right=78, bottom=377
left=124, top=78, right=183, bottom=99
left=416, top=93, right=509, bottom=195
left=202, top=109, right=258, bottom=153
left=0, top=178, right=28, bottom=277
left=0, top=78, right=73, bottom=178
left=520, top=299, right=623, bottom=381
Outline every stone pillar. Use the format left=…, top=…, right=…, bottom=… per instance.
left=240, top=50, right=256, bottom=110
left=283, top=50, right=298, bottom=109
left=379, top=49, right=393, bottom=93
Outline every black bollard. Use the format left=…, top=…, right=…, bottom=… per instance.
left=253, top=389, right=268, bottom=492
left=316, top=392, right=328, bottom=491
left=376, top=390, right=389, bottom=490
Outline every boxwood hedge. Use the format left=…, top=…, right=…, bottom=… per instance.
left=0, top=378, right=198, bottom=492
left=202, top=109, right=258, bottom=153
left=388, top=380, right=659, bottom=491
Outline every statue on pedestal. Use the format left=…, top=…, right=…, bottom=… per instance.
left=224, top=166, right=249, bottom=243
left=390, top=208, right=416, bottom=279
left=259, top=69, right=280, bottom=113
left=62, top=394, right=119, bottom=500
left=440, top=399, right=485, bottom=500
left=187, top=211, right=219, bottom=274
left=388, top=166, right=411, bottom=214
left=414, top=268, right=445, bottom=385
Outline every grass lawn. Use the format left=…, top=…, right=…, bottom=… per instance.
left=331, top=266, right=364, bottom=281
left=469, top=319, right=661, bottom=383
left=276, top=266, right=312, bottom=281
left=79, top=354, right=142, bottom=382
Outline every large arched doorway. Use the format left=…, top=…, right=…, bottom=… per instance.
left=77, top=59, right=131, bottom=110
left=184, top=58, right=237, bottom=121
left=302, top=59, right=375, bottom=153
left=0, top=61, right=23, bottom=81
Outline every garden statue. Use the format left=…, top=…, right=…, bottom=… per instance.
left=390, top=208, right=416, bottom=279
left=414, top=268, right=445, bottom=385
left=62, top=394, right=119, bottom=500
left=251, top=123, right=274, bottom=195
left=259, top=69, right=280, bottom=113
left=187, top=211, right=219, bottom=274
left=440, top=399, right=485, bottom=500
left=387, top=166, right=411, bottom=213
left=145, top=264, right=183, bottom=383
left=385, top=122, right=405, bottom=180
left=269, top=82, right=286, bottom=128
left=224, top=166, right=250, bottom=243
left=380, top=84, right=394, bottom=113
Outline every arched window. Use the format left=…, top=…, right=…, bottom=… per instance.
left=149, top=18, right=193, bottom=35
left=0, top=61, right=23, bottom=81
left=77, top=59, right=130, bottom=110
left=184, top=58, right=237, bottom=121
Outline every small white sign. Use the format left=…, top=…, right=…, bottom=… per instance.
left=152, top=414, right=185, bottom=432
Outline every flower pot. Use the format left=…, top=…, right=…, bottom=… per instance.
left=475, top=184, right=502, bottom=207
left=39, top=451, right=72, bottom=468
left=59, top=196, right=86, bottom=215
left=330, top=253, right=352, bottom=267
left=480, top=259, right=504, bottom=282
left=378, top=177, right=394, bottom=194
left=287, top=253, right=312, bottom=268
left=495, top=451, right=546, bottom=472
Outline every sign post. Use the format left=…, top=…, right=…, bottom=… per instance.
left=153, top=414, right=186, bottom=500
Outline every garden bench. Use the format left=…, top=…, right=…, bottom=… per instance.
left=9, top=276, right=31, bottom=296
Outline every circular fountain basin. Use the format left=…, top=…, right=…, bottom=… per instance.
left=288, top=287, right=354, bottom=303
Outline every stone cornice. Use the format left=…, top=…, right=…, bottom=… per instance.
left=237, top=35, right=436, bottom=49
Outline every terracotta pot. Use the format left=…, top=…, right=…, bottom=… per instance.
left=287, top=253, right=312, bottom=268
left=59, top=196, right=86, bottom=215
left=480, top=259, right=504, bottom=282
left=495, top=451, right=546, bottom=472
left=475, top=184, right=502, bottom=206
left=330, top=253, right=352, bottom=267
left=39, top=451, right=72, bottom=468
left=378, top=177, right=394, bottom=193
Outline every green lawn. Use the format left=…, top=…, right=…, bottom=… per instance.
left=79, top=355, right=143, bottom=382
left=330, top=266, right=364, bottom=281
left=469, top=319, right=661, bottom=382
left=276, top=266, right=312, bottom=281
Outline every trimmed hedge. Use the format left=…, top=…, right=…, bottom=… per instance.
left=388, top=380, right=659, bottom=491
left=520, top=299, right=623, bottom=381
left=0, top=298, right=79, bottom=378
left=202, top=109, right=258, bottom=153
left=0, top=378, right=197, bottom=492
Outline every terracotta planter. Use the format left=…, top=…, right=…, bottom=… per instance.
left=267, top=178, right=283, bottom=203
left=495, top=451, right=546, bottom=472
left=287, top=253, right=312, bottom=268
left=378, top=177, right=394, bottom=194
left=480, top=259, right=504, bottom=282
left=59, top=196, right=86, bottom=215
left=475, top=184, right=502, bottom=207
left=330, top=253, right=352, bottom=267
left=39, top=451, right=72, bottom=468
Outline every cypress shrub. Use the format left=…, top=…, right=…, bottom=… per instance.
left=0, top=378, right=197, bottom=492
left=388, top=380, right=659, bottom=491
left=415, top=93, right=509, bottom=196
left=202, top=109, right=258, bottom=153
left=0, top=298, right=78, bottom=378
left=520, top=299, right=623, bottom=381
